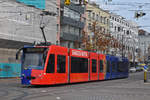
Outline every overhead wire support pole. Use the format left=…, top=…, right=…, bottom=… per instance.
left=133, top=40, right=136, bottom=68
left=40, top=13, right=47, bottom=45
left=40, top=26, right=47, bottom=44
left=39, top=10, right=56, bottom=45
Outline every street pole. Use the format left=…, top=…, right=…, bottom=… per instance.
left=144, top=41, right=146, bottom=63
left=122, top=35, right=124, bottom=58
left=133, top=45, right=135, bottom=68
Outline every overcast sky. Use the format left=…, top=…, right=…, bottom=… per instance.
left=90, top=0, right=150, bottom=32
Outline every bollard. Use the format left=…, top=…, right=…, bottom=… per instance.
left=144, top=71, right=147, bottom=82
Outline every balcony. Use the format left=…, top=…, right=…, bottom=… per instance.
left=60, top=32, right=82, bottom=42
left=61, top=16, right=85, bottom=29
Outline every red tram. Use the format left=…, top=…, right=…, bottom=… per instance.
left=17, top=45, right=129, bottom=85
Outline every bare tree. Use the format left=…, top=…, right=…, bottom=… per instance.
left=82, top=21, right=122, bottom=53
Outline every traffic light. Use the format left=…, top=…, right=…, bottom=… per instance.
left=140, top=12, right=146, bottom=17
left=135, top=12, right=141, bottom=18
left=135, top=12, right=146, bottom=19
left=65, top=0, right=71, bottom=5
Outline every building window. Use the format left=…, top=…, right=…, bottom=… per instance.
left=57, top=24, right=59, bottom=32
left=104, top=17, right=106, bottom=24
left=110, top=22, right=113, bottom=28
left=124, top=30, right=126, bottom=34
left=117, top=19, right=119, bottom=22
left=107, top=19, right=109, bottom=25
left=88, top=12, right=91, bottom=18
left=115, top=26, right=116, bottom=31
left=57, top=8, right=59, bottom=16
left=118, top=27, right=121, bottom=32
left=92, top=13, right=95, bottom=20
left=126, top=30, right=129, bottom=35
left=107, top=29, right=109, bottom=34
left=96, top=14, right=99, bottom=21
left=88, top=23, right=92, bottom=30
left=99, top=16, right=101, bottom=22
left=100, top=16, right=102, bottom=23
left=104, top=28, right=105, bottom=33
left=112, top=17, right=114, bottom=20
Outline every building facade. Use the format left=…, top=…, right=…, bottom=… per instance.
left=59, top=0, right=85, bottom=49
left=138, top=29, right=150, bottom=63
left=0, top=0, right=57, bottom=63
left=0, top=0, right=57, bottom=46
left=84, top=2, right=110, bottom=52
left=86, top=2, right=110, bottom=36
left=0, top=0, right=86, bottom=63
left=110, top=13, right=139, bottom=62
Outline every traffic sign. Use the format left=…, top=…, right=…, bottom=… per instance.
left=144, top=66, right=148, bottom=70
left=143, top=65, right=148, bottom=72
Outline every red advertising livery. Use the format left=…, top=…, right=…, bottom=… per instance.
left=17, top=45, right=129, bottom=85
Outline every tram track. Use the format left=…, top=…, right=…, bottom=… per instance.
left=0, top=88, right=29, bottom=100
left=0, top=90, right=9, bottom=97
left=0, top=72, right=145, bottom=100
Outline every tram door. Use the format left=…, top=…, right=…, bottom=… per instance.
left=55, top=53, right=68, bottom=84
left=106, top=55, right=111, bottom=79
left=110, top=56, right=117, bottom=79
left=46, top=45, right=68, bottom=84
left=90, top=53, right=98, bottom=81
left=99, top=54, right=105, bottom=80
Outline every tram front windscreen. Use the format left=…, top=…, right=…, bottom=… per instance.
left=22, top=48, right=48, bottom=70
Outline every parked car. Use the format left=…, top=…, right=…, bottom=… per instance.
left=129, top=67, right=136, bottom=73
left=136, top=67, right=143, bottom=72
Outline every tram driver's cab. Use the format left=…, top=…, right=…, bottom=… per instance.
left=16, top=46, right=48, bottom=85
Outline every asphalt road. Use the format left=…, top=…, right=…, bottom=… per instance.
left=0, top=72, right=150, bottom=100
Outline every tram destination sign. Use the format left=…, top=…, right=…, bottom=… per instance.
left=71, top=49, right=88, bottom=57
left=25, top=48, right=46, bottom=53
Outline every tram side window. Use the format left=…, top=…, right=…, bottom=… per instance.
left=71, top=57, right=88, bottom=73
left=46, top=54, right=55, bottom=73
left=117, top=62, right=121, bottom=72
left=112, top=62, right=116, bottom=72
left=81, top=58, right=88, bottom=73
left=123, top=62, right=129, bottom=72
left=57, top=55, right=66, bottom=73
left=117, top=61, right=126, bottom=72
left=99, top=60, right=103, bottom=72
left=92, top=59, right=97, bottom=73
left=106, top=61, right=110, bottom=73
